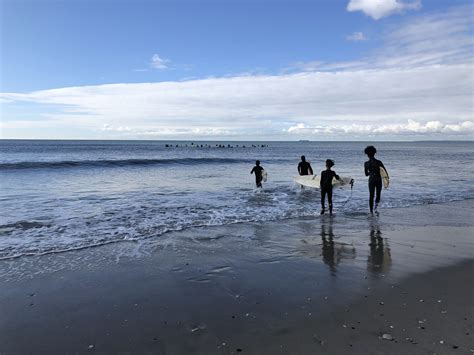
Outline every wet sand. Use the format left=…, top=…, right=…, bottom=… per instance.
left=0, top=200, right=473, bottom=354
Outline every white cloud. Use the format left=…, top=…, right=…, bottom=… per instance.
left=287, top=123, right=307, bottom=133
left=150, top=54, right=169, bottom=69
left=347, top=0, right=421, bottom=20
left=286, top=120, right=474, bottom=136
left=346, top=31, right=367, bottom=41
left=379, top=7, right=473, bottom=67
left=134, top=127, right=232, bottom=137
left=288, top=60, right=366, bottom=72
left=294, top=6, right=473, bottom=71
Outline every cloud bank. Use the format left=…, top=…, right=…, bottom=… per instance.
left=2, top=63, right=471, bottom=139
left=286, top=120, right=474, bottom=136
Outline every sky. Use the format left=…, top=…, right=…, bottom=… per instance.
left=0, top=0, right=473, bottom=141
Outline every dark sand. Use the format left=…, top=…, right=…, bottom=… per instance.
left=0, top=200, right=473, bottom=354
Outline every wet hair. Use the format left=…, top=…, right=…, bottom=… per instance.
left=301, top=155, right=306, bottom=161
left=364, top=145, right=377, bottom=157
left=326, top=159, right=335, bottom=168
left=256, top=160, right=260, bottom=165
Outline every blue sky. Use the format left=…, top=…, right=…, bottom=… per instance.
left=1, top=0, right=473, bottom=140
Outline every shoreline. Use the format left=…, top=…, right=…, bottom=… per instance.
left=1, top=197, right=473, bottom=263
left=0, top=200, right=473, bottom=354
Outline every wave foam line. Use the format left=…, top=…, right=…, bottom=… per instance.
left=0, top=157, right=256, bottom=170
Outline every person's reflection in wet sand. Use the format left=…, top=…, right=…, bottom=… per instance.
left=321, top=219, right=337, bottom=275
left=367, top=223, right=392, bottom=274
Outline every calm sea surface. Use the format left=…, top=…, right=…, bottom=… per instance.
left=1, top=140, right=473, bottom=258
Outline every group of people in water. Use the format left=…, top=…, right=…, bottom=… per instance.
left=251, top=145, right=388, bottom=215
left=165, top=143, right=269, bottom=149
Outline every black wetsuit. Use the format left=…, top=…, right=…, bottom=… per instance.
left=251, top=165, right=264, bottom=187
left=364, top=158, right=386, bottom=212
left=298, top=161, right=313, bottom=176
left=320, top=169, right=340, bottom=213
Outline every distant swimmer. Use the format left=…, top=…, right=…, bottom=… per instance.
left=320, top=159, right=341, bottom=215
left=250, top=160, right=265, bottom=188
left=364, top=145, right=389, bottom=214
left=298, top=155, right=313, bottom=176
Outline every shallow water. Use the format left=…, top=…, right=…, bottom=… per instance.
left=1, top=140, right=473, bottom=258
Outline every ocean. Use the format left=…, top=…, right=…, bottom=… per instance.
left=1, top=140, right=473, bottom=259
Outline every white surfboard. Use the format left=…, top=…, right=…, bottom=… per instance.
left=380, top=167, right=389, bottom=188
left=294, top=175, right=353, bottom=189
left=262, top=170, right=268, bottom=182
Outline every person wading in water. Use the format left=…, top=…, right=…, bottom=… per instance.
left=298, top=155, right=313, bottom=176
left=320, top=159, right=341, bottom=215
left=364, top=145, right=388, bottom=214
left=251, top=160, right=264, bottom=188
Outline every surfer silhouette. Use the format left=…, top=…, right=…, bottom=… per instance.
left=320, top=159, right=340, bottom=215
left=298, top=155, right=313, bottom=176
left=364, top=145, right=388, bottom=214
left=251, top=160, right=264, bottom=188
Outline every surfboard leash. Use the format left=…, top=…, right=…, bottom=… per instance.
left=340, top=178, right=354, bottom=208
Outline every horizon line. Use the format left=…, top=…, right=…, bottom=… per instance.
left=1, top=138, right=473, bottom=143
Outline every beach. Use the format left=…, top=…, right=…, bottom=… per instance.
left=1, top=199, right=472, bottom=354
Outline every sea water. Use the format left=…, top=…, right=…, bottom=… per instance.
left=1, top=140, right=473, bottom=259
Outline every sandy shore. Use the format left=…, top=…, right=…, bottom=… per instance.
left=0, top=200, right=473, bottom=354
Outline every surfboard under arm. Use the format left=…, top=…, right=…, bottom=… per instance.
left=294, top=175, right=353, bottom=189
left=380, top=167, right=389, bottom=188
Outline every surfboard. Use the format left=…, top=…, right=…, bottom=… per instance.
left=294, top=175, right=353, bottom=189
left=380, top=167, right=389, bottom=188
left=262, top=170, right=268, bottom=182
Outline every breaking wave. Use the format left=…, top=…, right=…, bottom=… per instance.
left=0, top=158, right=258, bottom=170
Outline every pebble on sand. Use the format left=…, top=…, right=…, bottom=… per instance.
left=381, top=333, right=394, bottom=341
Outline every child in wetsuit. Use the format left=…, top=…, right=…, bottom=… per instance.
left=250, top=160, right=264, bottom=188
left=320, top=159, right=340, bottom=215
left=364, top=145, right=388, bottom=213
